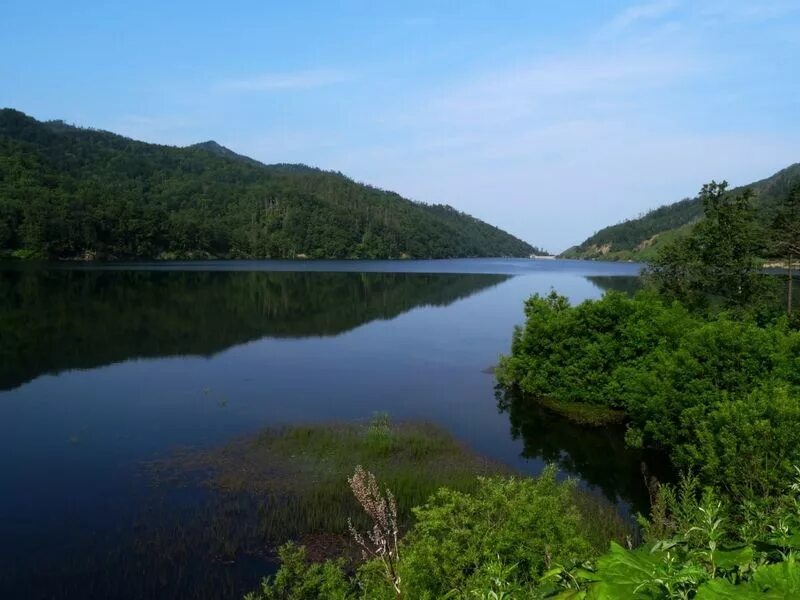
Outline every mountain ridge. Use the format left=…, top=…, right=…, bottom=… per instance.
left=0, top=108, right=544, bottom=260
left=562, top=162, right=800, bottom=261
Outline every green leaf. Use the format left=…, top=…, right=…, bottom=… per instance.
left=584, top=542, right=664, bottom=598
left=713, top=546, right=754, bottom=570
left=696, top=578, right=762, bottom=599
left=696, top=558, right=800, bottom=599
left=751, top=558, right=800, bottom=593
left=552, top=590, right=587, bottom=599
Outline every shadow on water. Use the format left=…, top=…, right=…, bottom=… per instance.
left=586, top=275, right=643, bottom=296
left=589, top=272, right=800, bottom=314
left=0, top=268, right=509, bottom=391
left=496, top=386, right=673, bottom=516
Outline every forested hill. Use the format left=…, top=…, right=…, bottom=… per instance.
left=0, top=109, right=543, bottom=260
left=562, top=162, right=800, bottom=261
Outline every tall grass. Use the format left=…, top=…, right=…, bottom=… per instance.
left=149, top=416, right=507, bottom=548
left=145, top=415, right=636, bottom=570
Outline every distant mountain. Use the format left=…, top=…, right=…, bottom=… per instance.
left=562, top=163, right=800, bottom=261
left=0, top=108, right=543, bottom=260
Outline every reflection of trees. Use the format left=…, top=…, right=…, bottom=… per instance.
left=496, top=386, right=671, bottom=514
left=0, top=268, right=508, bottom=390
left=589, top=274, right=799, bottom=312
left=586, top=275, right=643, bottom=296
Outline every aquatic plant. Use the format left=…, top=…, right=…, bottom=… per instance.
left=147, top=419, right=510, bottom=561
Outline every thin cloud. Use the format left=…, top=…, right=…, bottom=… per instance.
left=697, top=0, right=800, bottom=23
left=330, top=2, right=788, bottom=251
left=219, top=69, right=353, bottom=92
left=428, top=50, right=701, bottom=127
left=602, top=0, right=681, bottom=36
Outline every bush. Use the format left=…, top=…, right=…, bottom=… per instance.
left=678, top=386, right=800, bottom=502
left=246, top=467, right=602, bottom=599
left=497, top=290, right=800, bottom=501
left=497, top=290, right=694, bottom=410
left=574, top=470, right=800, bottom=599
left=399, top=466, right=591, bottom=598
left=243, top=543, right=353, bottom=600
left=620, top=314, right=790, bottom=449
left=246, top=466, right=800, bottom=599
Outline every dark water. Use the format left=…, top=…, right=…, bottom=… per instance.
left=0, top=258, right=661, bottom=599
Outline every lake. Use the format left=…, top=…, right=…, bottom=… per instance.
left=0, top=258, right=664, bottom=599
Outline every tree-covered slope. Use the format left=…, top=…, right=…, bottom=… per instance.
left=562, top=162, right=800, bottom=261
left=0, top=109, right=542, bottom=260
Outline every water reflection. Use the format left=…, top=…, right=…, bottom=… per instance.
left=0, top=260, right=654, bottom=599
left=587, top=273, right=800, bottom=312
left=0, top=269, right=509, bottom=390
left=496, top=386, right=672, bottom=515
left=586, top=275, right=643, bottom=296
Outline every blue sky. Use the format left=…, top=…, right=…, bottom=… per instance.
left=3, top=1, right=799, bottom=252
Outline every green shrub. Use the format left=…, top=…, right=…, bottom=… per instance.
left=678, top=386, right=800, bottom=502
left=244, top=543, right=353, bottom=600
left=619, top=314, right=790, bottom=449
left=400, top=466, right=591, bottom=598
left=570, top=470, right=800, bottom=599
left=246, top=467, right=800, bottom=599
left=498, top=290, right=800, bottom=501
left=695, top=558, right=800, bottom=599
left=497, top=290, right=695, bottom=411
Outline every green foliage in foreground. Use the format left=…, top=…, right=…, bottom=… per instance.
left=247, top=468, right=602, bottom=600
left=0, top=108, right=540, bottom=259
left=401, top=470, right=594, bottom=598
left=565, top=470, right=800, bottom=599
left=245, top=543, right=355, bottom=600
left=247, top=468, right=800, bottom=599
left=496, top=291, right=800, bottom=503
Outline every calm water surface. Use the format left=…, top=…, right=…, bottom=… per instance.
left=0, top=258, right=659, bottom=599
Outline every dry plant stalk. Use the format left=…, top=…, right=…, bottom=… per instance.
left=348, top=465, right=402, bottom=596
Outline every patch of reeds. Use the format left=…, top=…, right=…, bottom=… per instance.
left=148, top=415, right=508, bottom=549
left=141, top=414, right=639, bottom=572
left=573, top=488, right=639, bottom=552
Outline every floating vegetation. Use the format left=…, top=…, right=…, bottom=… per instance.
left=148, top=415, right=510, bottom=548
left=146, top=414, right=635, bottom=566
left=3, top=416, right=637, bottom=599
